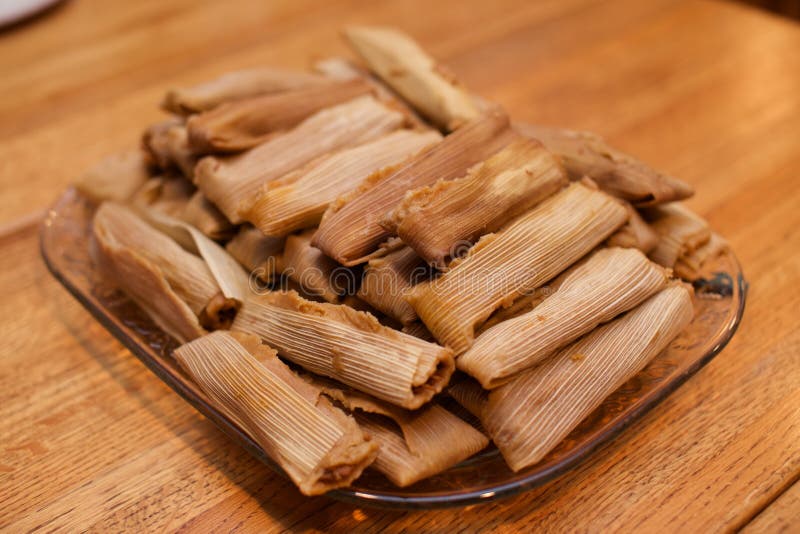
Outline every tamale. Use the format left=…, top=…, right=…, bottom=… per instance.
left=74, top=151, right=150, bottom=203
left=517, top=123, right=693, bottom=206
left=343, top=26, right=479, bottom=130
left=484, top=284, right=694, bottom=471
left=674, top=232, right=728, bottom=280
left=357, top=246, right=431, bottom=325
left=194, top=95, right=405, bottom=223
left=643, top=203, right=711, bottom=269
left=186, top=79, right=373, bottom=153
left=142, top=120, right=197, bottom=179
left=162, top=67, right=330, bottom=115
left=130, top=176, right=195, bottom=218
left=225, top=225, right=285, bottom=274
left=401, top=322, right=435, bottom=342
left=312, top=109, right=517, bottom=266
left=447, top=375, right=488, bottom=420
left=407, top=182, right=628, bottom=353
left=91, top=203, right=236, bottom=339
left=382, top=138, right=568, bottom=268
left=459, top=248, right=669, bottom=388
left=231, top=290, right=454, bottom=409
left=245, top=129, right=442, bottom=237
left=174, top=331, right=378, bottom=495
left=315, top=381, right=488, bottom=487
left=276, top=229, right=352, bottom=303
left=606, top=203, right=659, bottom=253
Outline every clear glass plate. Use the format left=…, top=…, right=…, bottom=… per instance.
left=40, top=188, right=747, bottom=509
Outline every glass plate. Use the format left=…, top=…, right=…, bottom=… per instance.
left=40, top=188, right=747, bottom=509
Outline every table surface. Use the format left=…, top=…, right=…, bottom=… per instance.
left=1, top=0, right=799, bottom=531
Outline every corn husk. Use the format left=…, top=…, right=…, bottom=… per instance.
left=643, top=203, right=711, bottom=269
left=447, top=375, right=488, bottom=420
left=225, top=225, right=285, bottom=275
left=186, top=79, right=373, bottom=153
left=606, top=203, right=659, bottom=253
left=357, top=246, right=431, bottom=325
left=91, top=203, right=235, bottom=340
left=180, top=191, right=235, bottom=241
left=314, top=380, right=488, bottom=487
left=459, top=247, right=669, bottom=388
left=245, top=129, right=442, bottom=237
left=231, top=290, right=454, bottom=409
left=194, top=95, right=405, bottom=224
left=142, top=120, right=197, bottom=179
left=74, top=151, right=150, bottom=203
left=517, top=123, right=693, bottom=206
left=312, top=109, right=516, bottom=266
left=484, top=284, right=694, bottom=471
left=674, top=232, right=728, bottom=280
left=407, top=182, right=628, bottom=353
left=173, top=331, right=378, bottom=495
left=382, top=138, right=568, bottom=268
left=276, top=229, right=351, bottom=303
left=130, top=176, right=195, bottom=217
left=137, top=208, right=250, bottom=303
left=162, top=67, right=330, bottom=115
left=344, top=26, right=479, bottom=130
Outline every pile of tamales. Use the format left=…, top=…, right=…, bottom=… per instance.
left=77, top=26, right=728, bottom=495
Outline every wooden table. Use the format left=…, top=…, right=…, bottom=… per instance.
left=1, top=0, right=799, bottom=531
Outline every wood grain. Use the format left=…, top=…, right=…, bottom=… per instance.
left=0, top=0, right=799, bottom=531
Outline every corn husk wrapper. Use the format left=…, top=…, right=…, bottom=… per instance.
left=674, top=232, right=728, bottom=280
left=174, top=331, right=378, bottom=495
left=180, top=191, right=235, bottom=241
left=74, top=151, right=150, bottom=203
left=357, top=246, right=431, bottom=325
left=231, top=290, right=454, bottom=409
left=91, top=203, right=232, bottom=341
left=447, top=375, right=488, bottom=420
left=382, top=138, right=568, bottom=268
left=186, top=79, right=373, bottom=153
left=408, top=182, right=628, bottom=353
left=484, top=284, right=694, bottom=471
left=459, top=247, right=669, bottom=388
left=517, top=123, right=693, bottom=206
left=226, top=225, right=285, bottom=275
left=195, top=95, right=404, bottom=224
left=275, top=229, right=351, bottom=303
left=162, top=67, right=330, bottom=115
left=313, top=379, right=488, bottom=487
left=246, top=129, right=442, bottom=237
left=312, top=110, right=516, bottom=266
left=142, top=120, right=197, bottom=179
left=644, top=203, right=711, bottom=270
left=606, top=203, right=659, bottom=253
left=344, top=26, right=479, bottom=131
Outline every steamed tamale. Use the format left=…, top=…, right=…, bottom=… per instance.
left=245, top=129, right=442, bottom=237
left=484, top=284, right=694, bottom=471
left=312, top=110, right=517, bottom=265
left=606, top=203, right=659, bottom=253
left=459, top=248, right=669, bottom=388
left=674, top=232, right=728, bottom=280
left=195, top=95, right=405, bottom=223
left=407, top=182, right=628, bottom=353
left=344, top=26, right=479, bottom=130
left=315, top=382, right=488, bottom=487
left=180, top=191, right=234, bottom=241
left=517, top=123, right=693, bottom=206
left=643, top=202, right=711, bottom=270
left=74, top=151, right=150, bottom=203
left=231, top=290, right=454, bottom=409
left=162, top=67, right=331, bottom=115
left=357, top=245, right=431, bottom=325
left=174, top=331, right=378, bottom=495
left=187, top=79, right=373, bottom=153
left=91, top=203, right=238, bottom=340
left=382, top=138, right=568, bottom=268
